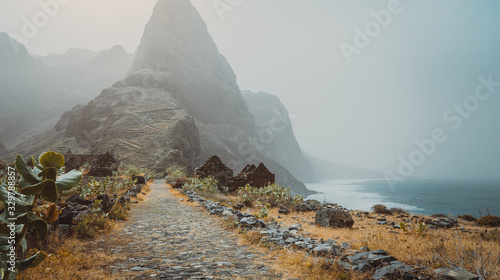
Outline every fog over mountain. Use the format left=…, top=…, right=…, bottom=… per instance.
left=1, top=0, right=500, bottom=181
left=0, top=33, right=134, bottom=148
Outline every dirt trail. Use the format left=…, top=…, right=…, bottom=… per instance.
left=96, top=180, right=286, bottom=280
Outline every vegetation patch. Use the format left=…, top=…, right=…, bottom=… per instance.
left=372, top=204, right=392, bottom=215
left=457, top=214, right=477, bottom=222
left=477, top=215, right=500, bottom=227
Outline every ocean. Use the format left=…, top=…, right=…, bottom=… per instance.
left=305, top=179, right=500, bottom=217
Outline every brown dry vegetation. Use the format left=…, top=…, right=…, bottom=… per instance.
left=17, top=234, right=124, bottom=280
left=171, top=186, right=500, bottom=279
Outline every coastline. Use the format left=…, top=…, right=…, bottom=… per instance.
left=306, top=178, right=500, bottom=217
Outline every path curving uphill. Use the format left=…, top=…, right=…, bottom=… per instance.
left=100, top=180, right=284, bottom=279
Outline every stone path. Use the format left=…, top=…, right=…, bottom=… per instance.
left=97, top=180, right=285, bottom=280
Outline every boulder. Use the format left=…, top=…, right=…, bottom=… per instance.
left=233, top=203, right=244, bottom=210
left=430, top=217, right=458, bottom=229
left=345, top=249, right=399, bottom=273
left=172, top=178, right=188, bottom=189
left=65, top=195, right=92, bottom=205
left=118, top=196, right=131, bottom=204
left=58, top=208, right=74, bottom=224
left=373, top=263, right=420, bottom=280
left=312, top=245, right=336, bottom=257
left=434, top=267, right=479, bottom=280
left=315, top=208, right=354, bottom=228
left=278, top=206, right=291, bottom=215
left=132, top=175, right=146, bottom=184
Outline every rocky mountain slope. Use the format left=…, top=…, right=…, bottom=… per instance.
left=11, top=0, right=313, bottom=195
left=241, top=91, right=315, bottom=182
left=0, top=33, right=134, bottom=149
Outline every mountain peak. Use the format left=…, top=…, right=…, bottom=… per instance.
left=130, top=0, right=230, bottom=78
left=129, top=0, right=252, bottom=127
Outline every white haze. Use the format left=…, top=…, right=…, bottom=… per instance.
left=1, top=0, right=500, bottom=180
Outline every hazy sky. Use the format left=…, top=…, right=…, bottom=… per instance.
left=1, top=0, right=500, bottom=180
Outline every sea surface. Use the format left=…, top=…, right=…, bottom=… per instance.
left=306, top=179, right=500, bottom=217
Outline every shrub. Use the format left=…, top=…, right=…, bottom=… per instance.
left=65, top=175, right=136, bottom=199
left=74, top=212, right=111, bottom=239
left=165, top=167, right=187, bottom=184
left=477, top=215, right=500, bottom=227
left=237, top=184, right=303, bottom=208
left=372, top=204, right=392, bottom=215
left=415, top=222, right=427, bottom=236
left=399, top=222, right=408, bottom=232
left=457, top=214, right=477, bottom=222
left=118, top=163, right=154, bottom=178
left=255, top=203, right=270, bottom=219
left=107, top=202, right=131, bottom=221
left=182, top=176, right=220, bottom=195
left=74, top=200, right=112, bottom=239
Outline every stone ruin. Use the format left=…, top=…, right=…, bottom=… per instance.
left=194, top=155, right=233, bottom=187
left=230, top=163, right=275, bottom=192
left=65, top=152, right=118, bottom=177
left=195, top=155, right=275, bottom=192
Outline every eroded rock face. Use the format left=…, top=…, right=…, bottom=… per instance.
left=241, top=91, right=315, bottom=182
left=315, top=208, right=355, bottom=228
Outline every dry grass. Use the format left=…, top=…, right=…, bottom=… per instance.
left=133, top=180, right=152, bottom=202
left=264, top=208, right=500, bottom=279
left=269, top=249, right=371, bottom=280
left=18, top=234, right=123, bottom=280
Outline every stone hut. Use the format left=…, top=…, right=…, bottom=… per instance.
left=195, top=155, right=233, bottom=186
left=88, top=152, right=119, bottom=177
left=230, top=162, right=275, bottom=191
left=65, top=154, right=100, bottom=171
left=65, top=152, right=118, bottom=177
